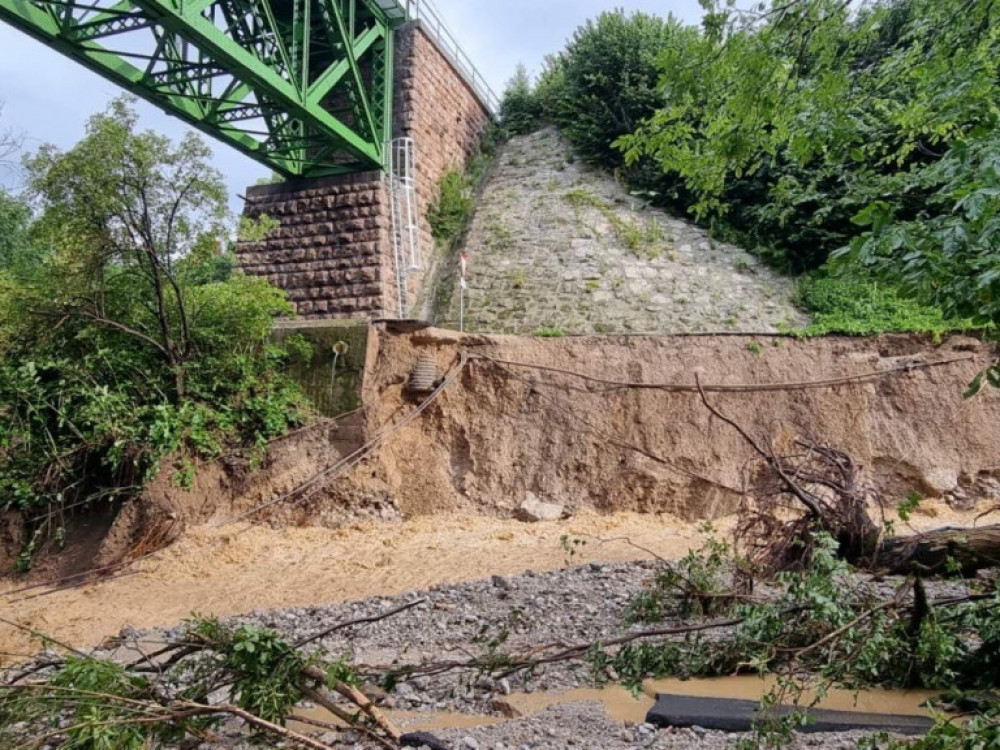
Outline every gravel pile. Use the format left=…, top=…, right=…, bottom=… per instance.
left=111, top=560, right=975, bottom=749
left=148, top=560, right=666, bottom=713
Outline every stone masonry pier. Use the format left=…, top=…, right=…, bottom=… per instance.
left=237, top=21, right=492, bottom=320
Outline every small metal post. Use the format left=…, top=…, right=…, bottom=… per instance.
left=459, top=252, right=468, bottom=333
left=459, top=281, right=465, bottom=333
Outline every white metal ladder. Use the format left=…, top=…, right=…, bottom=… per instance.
left=387, top=136, right=421, bottom=317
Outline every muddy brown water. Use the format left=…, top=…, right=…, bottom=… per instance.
left=0, top=511, right=703, bottom=659
left=293, top=676, right=942, bottom=733
left=0, top=503, right=978, bottom=662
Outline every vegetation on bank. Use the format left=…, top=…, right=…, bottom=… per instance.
left=601, top=529, right=1000, bottom=749
left=428, top=124, right=503, bottom=246
left=499, top=0, right=1000, bottom=358
left=795, top=275, right=978, bottom=338
left=0, top=97, right=308, bottom=559
left=427, top=124, right=504, bottom=317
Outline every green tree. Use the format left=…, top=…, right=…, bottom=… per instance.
left=499, top=63, right=542, bottom=136
left=25, top=96, right=229, bottom=399
left=0, top=96, right=307, bottom=531
left=617, top=0, right=999, bottom=276
left=539, top=10, right=690, bottom=168
left=612, top=0, right=998, bottom=377
left=0, top=105, right=33, bottom=277
left=0, top=189, right=34, bottom=275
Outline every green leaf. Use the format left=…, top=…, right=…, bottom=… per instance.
left=964, top=371, right=985, bottom=399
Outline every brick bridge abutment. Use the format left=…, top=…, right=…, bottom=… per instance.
left=236, top=22, right=492, bottom=321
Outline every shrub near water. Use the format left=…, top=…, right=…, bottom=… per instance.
left=604, top=531, right=1000, bottom=748
left=0, top=97, right=308, bottom=558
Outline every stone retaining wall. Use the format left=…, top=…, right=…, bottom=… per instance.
left=439, top=128, right=808, bottom=334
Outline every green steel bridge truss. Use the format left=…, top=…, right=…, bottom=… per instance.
left=0, top=0, right=410, bottom=176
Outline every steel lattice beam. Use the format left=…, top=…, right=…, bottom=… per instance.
left=0, top=0, right=405, bottom=176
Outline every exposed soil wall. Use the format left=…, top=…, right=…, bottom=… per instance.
left=17, top=329, right=996, bottom=580
left=348, top=329, right=1000, bottom=521
left=32, top=416, right=372, bottom=578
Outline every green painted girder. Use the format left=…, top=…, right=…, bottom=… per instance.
left=0, top=0, right=407, bottom=176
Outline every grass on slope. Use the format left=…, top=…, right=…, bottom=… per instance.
left=793, top=275, right=981, bottom=338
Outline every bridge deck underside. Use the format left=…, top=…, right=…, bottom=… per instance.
left=0, top=0, right=407, bottom=176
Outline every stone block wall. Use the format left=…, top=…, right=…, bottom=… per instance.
left=238, top=173, right=395, bottom=320
left=236, top=22, right=492, bottom=321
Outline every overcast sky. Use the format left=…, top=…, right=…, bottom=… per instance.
left=0, top=1, right=705, bottom=209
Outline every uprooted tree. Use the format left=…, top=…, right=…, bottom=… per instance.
left=0, top=611, right=415, bottom=750
left=694, top=376, right=1000, bottom=576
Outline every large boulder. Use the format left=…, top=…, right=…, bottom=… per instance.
left=516, top=492, right=568, bottom=522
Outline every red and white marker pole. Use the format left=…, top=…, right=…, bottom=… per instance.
left=459, top=253, right=468, bottom=332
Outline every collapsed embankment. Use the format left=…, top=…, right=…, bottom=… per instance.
left=350, top=328, right=999, bottom=521
left=104, top=328, right=1000, bottom=544
left=2, top=328, right=997, bottom=657
left=10, top=329, right=998, bottom=579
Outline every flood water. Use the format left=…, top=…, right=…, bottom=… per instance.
left=293, top=675, right=942, bottom=733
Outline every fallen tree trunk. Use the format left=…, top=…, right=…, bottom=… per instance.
left=876, top=525, right=1000, bottom=575
left=694, top=377, right=1000, bottom=575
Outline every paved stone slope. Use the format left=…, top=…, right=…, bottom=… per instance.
left=439, top=128, right=808, bottom=334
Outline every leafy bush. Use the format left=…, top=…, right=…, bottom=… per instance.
left=428, top=170, right=474, bottom=243
left=0, top=97, right=308, bottom=534
left=209, top=620, right=309, bottom=723
left=0, top=189, right=36, bottom=277
left=0, top=616, right=345, bottom=748
left=428, top=123, right=503, bottom=247
left=538, top=10, right=692, bottom=169
left=607, top=532, right=1000, bottom=699
left=0, top=275, right=307, bottom=515
left=614, top=0, right=1000, bottom=292
left=796, top=275, right=975, bottom=337
left=865, top=701, right=1000, bottom=750
left=836, top=121, right=1000, bottom=335
left=625, top=531, right=738, bottom=623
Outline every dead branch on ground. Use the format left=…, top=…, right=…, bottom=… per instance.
left=0, top=606, right=413, bottom=750
left=695, top=374, right=1000, bottom=574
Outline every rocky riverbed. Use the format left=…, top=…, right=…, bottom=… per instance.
left=111, top=558, right=971, bottom=750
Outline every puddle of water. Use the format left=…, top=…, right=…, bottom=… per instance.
left=291, top=675, right=941, bottom=734
left=644, top=676, right=940, bottom=717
